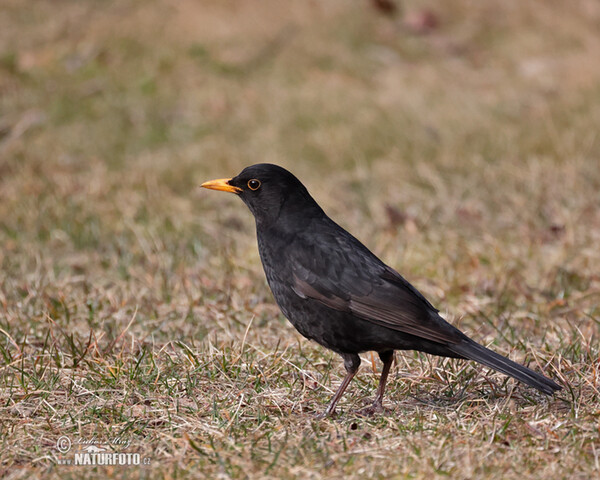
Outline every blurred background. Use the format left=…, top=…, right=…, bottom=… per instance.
left=1, top=0, right=599, bottom=475
left=1, top=0, right=598, bottom=323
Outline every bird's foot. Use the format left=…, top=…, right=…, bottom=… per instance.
left=356, top=401, right=386, bottom=417
left=314, top=407, right=337, bottom=419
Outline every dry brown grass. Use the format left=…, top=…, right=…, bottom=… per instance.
left=1, top=0, right=599, bottom=478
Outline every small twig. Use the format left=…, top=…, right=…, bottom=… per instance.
left=103, top=306, right=138, bottom=355
left=0, top=327, right=22, bottom=357
left=233, top=315, right=255, bottom=366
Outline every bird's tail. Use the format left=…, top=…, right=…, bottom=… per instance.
left=449, top=339, right=561, bottom=395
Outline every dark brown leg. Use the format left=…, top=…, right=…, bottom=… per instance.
left=323, top=354, right=361, bottom=417
left=371, top=350, right=394, bottom=410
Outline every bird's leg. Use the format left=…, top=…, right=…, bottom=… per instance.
left=358, top=350, right=394, bottom=416
left=323, top=354, right=361, bottom=417
left=371, top=350, right=394, bottom=411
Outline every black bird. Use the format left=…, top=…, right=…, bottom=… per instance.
left=202, top=164, right=561, bottom=416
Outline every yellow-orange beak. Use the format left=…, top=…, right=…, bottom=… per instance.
left=201, top=178, right=241, bottom=194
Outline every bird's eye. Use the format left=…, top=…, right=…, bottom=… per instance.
left=247, top=179, right=261, bottom=191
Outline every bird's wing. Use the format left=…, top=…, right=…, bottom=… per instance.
left=288, top=223, right=463, bottom=344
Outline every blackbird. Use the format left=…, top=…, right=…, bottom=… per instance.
left=202, top=164, right=561, bottom=416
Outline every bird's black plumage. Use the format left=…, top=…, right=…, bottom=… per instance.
left=202, top=164, right=561, bottom=415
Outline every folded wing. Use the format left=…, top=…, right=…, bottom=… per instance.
left=289, top=223, right=464, bottom=345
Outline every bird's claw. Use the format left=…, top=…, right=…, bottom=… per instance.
left=356, top=401, right=385, bottom=417
left=314, top=406, right=338, bottom=419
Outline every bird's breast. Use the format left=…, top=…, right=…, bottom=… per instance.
left=256, top=230, right=382, bottom=354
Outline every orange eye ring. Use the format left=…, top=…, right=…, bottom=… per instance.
left=248, top=179, right=261, bottom=191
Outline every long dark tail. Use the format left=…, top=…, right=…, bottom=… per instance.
left=449, top=339, right=561, bottom=395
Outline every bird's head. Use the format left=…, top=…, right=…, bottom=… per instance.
left=202, top=163, right=323, bottom=226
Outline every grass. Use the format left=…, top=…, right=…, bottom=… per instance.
left=1, top=0, right=600, bottom=478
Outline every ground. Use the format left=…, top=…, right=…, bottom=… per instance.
left=1, top=0, right=599, bottom=478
